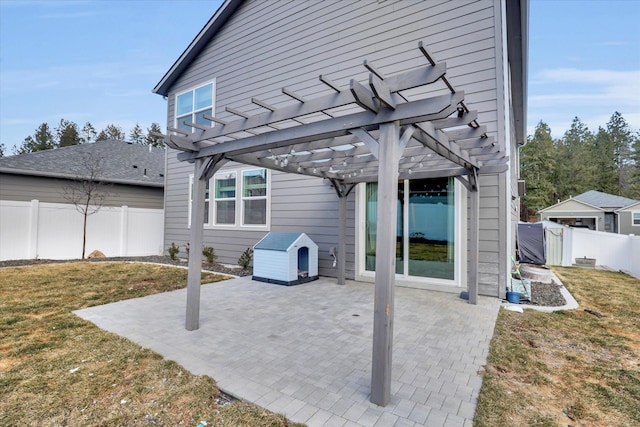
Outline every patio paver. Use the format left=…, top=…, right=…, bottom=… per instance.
left=74, top=277, right=499, bottom=426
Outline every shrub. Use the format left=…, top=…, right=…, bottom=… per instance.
left=238, top=247, right=253, bottom=269
left=202, top=246, right=217, bottom=263
left=167, top=242, right=179, bottom=260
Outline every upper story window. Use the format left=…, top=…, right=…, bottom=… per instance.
left=633, top=212, right=640, bottom=226
left=176, top=81, right=214, bottom=133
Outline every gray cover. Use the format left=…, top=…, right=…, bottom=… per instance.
left=517, top=223, right=546, bottom=265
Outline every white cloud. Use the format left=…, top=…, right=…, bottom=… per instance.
left=528, top=67, right=640, bottom=137
left=535, top=68, right=639, bottom=83
left=531, top=68, right=640, bottom=104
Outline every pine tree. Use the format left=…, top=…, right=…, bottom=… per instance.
left=80, top=122, right=97, bottom=144
left=554, top=117, right=595, bottom=199
left=592, top=126, right=617, bottom=194
left=15, top=123, right=56, bottom=153
left=129, top=123, right=145, bottom=144
left=96, top=124, right=124, bottom=141
left=520, top=121, right=557, bottom=217
left=145, top=122, right=165, bottom=147
left=606, top=112, right=634, bottom=196
left=56, top=119, right=81, bottom=147
left=625, top=130, right=640, bottom=199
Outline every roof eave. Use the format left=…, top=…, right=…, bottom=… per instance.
left=0, top=167, right=164, bottom=188
left=153, top=0, right=244, bottom=97
left=506, top=0, right=528, bottom=146
left=538, top=198, right=603, bottom=213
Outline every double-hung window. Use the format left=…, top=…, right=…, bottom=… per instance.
left=189, top=168, right=269, bottom=228
left=176, top=81, right=214, bottom=133
left=633, top=212, right=640, bottom=226
left=242, top=169, right=268, bottom=225
left=214, top=172, right=236, bottom=225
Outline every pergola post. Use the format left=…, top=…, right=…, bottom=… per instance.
left=329, top=179, right=356, bottom=286
left=468, top=182, right=479, bottom=305
left=186, top=158, right=207, bottom=331
left=338, top=194, right=347, bottom=285
left=457, top=170, right=480, bottom=305
left=371, top=121, right=400, bottom=406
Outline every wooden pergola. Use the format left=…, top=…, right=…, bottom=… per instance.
left=161, top=43, right=507, bottom=406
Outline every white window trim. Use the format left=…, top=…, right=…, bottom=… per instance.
left=354, top=179, right=464, bottom=291
left=213, top=171, right=237, bottom=226
left=241, top=168, right=269, bottom=228
left=174, top=79, right=216, bottom=132
left=187, top=167, right=271, bottom=230
left=632, top=212, right=640, bottom=226
left=187, top=175, right=211, bottom=227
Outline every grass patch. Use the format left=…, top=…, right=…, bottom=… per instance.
left=475, top=267, right=640, bottom=427
left=0, top=262, right=303, bottom=426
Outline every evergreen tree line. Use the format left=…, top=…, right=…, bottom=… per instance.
left=4, top=119, right=165, bottom=156
left=521, top=112, right=640, bottom=220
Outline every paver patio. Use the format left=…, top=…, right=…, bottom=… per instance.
left=74, top=276, right=500, bottom=427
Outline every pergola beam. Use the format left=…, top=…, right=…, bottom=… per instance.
left=179, top=92, right=462, bottom=161
left=412, top=121, right=480, bottom=169
left=431, top=110, right=478, bottom=129
left=176, top=63, right=447, bottom=145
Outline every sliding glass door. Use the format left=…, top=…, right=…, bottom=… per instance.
left=365, top=177, right=455, bottom=280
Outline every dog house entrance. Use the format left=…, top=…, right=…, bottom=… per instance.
left=298, top=247, right=309, bottom=278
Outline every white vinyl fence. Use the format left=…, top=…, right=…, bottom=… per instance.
left=0, top=200, right=164, bottom=261
left=544, top=224, right=640, bottom=277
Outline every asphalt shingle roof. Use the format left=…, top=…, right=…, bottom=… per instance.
left=0, top=140, right=165, bottom=187
left=573, top=190, right=638, bottom=210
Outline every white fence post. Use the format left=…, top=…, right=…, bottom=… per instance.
left=120, top=205, right=128, bottom=257
left=29, top=199, right=39, bottom=259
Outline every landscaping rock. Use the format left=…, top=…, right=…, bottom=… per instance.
left=87, top=250, right=106, bottom=259
left=529, top=281, right=566, bottom=307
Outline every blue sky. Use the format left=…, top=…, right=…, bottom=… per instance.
left=1, top=0, right=639, bottom=154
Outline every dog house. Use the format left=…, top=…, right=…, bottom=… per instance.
left=253, top=232, right=319, bottom=286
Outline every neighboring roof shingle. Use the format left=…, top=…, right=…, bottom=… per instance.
left=0, top=140, right=165, bottom=187
left=574, top=190, right=638, bottom=210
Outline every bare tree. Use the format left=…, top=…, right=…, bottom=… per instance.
left=62, top=153, right=111, bottom=259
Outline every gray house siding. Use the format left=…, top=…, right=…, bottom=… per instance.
left=163, top=0, right=511, bottom=295
left=0, top=173, right=164, bottom=209
left=618, top=211, right=640, bottom=235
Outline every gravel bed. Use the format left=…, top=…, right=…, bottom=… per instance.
left=0, top=255, right=253, bottom=277
left=525, top=281, right=567, bottom=307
